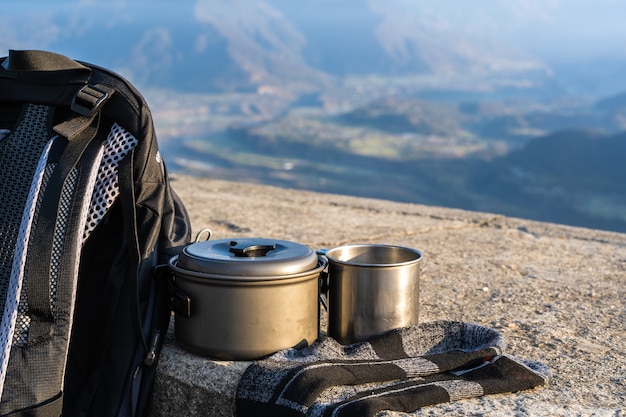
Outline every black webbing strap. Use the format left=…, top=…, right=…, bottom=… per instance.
left=54, top=85, right=114, bottom=138
left=26, top=85, right=114, bottom=341
left=117, top=151, right=151, bottom=354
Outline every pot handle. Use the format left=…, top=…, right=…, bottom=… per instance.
left=316, top=248, right=328, bottom=257
left=194, top=228, right=212, bottom=243
left=167, top=274, right=192, bottom=318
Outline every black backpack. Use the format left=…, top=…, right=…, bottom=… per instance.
left=0, top=50, right=192, bottom=417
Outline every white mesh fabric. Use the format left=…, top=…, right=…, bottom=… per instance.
left=83, top=122, right=139, bottom=241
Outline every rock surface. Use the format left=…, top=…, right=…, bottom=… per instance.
left=151, top=175, right=625, bottom=417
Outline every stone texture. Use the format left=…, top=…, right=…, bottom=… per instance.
left=150, top=175, right=626, bottom=417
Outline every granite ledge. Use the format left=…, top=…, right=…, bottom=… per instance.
left=149, top=176, right=625, bottom=417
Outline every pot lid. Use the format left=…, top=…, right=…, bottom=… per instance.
left=177, top=238, right=319, bottom=277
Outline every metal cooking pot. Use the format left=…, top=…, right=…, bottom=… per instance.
left=321, top=244, right=422, bottom=345
left=168, top=235, right=326, bottom=360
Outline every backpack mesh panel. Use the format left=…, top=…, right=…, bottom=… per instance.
left=10, top=122, right=139, bottom=349
left=12, top=163, right=54, bottom=348
left=0, top=104, right=53, bottom=388
left=0, top=105, right=49, bottom=307
left=49, top=168, right=79, bottom=318
left=83, top=122, right=139, bottom=241
left=0, top=106, right=140, bottom=405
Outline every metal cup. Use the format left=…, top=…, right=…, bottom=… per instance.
left=323, top=244, right=422, bottom=344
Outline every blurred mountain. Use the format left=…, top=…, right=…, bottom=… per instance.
left=471, top=130, right=626, bottom=231
left=4, top=0, right=626, bottom=232
left=595, top=92, right=626, bottom=112
left=336, top=98, right=464, bottom=137
left=163, top=92, right=626, bottom=232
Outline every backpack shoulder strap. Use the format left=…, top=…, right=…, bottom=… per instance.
left=2, top=49, right=87, bottom=72
left=26, top=112, right=111, bottom=332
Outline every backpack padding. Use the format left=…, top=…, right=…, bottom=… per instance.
left=26, top=114, right=113, bottom=338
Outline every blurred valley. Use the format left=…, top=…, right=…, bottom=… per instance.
left=4, top=0, right=626, bottom=232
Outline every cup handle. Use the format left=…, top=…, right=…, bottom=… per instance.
left=317, top=248, right=329, bottom=311
left=319, top=270, right=328, bottom=311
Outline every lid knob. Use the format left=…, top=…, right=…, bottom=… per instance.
left=229, top=240, right=276, bottom=257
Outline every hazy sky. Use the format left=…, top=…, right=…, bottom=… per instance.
left=4, top=0, right=626, bottom=63
left=3, top=0, right=626, bottom=96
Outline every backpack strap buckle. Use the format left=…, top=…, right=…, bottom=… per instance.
left=71, top=84, right=113, bottom=117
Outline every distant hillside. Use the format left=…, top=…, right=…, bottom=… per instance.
left=504, top=130, right=626, bottom=188
left=336, top=98, right=463, bottom=137
left=595, top=91, right=626, bottom=112
left=167, top=92, right=626, bottom=233
left=472, top=130, right=626, bottom=231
